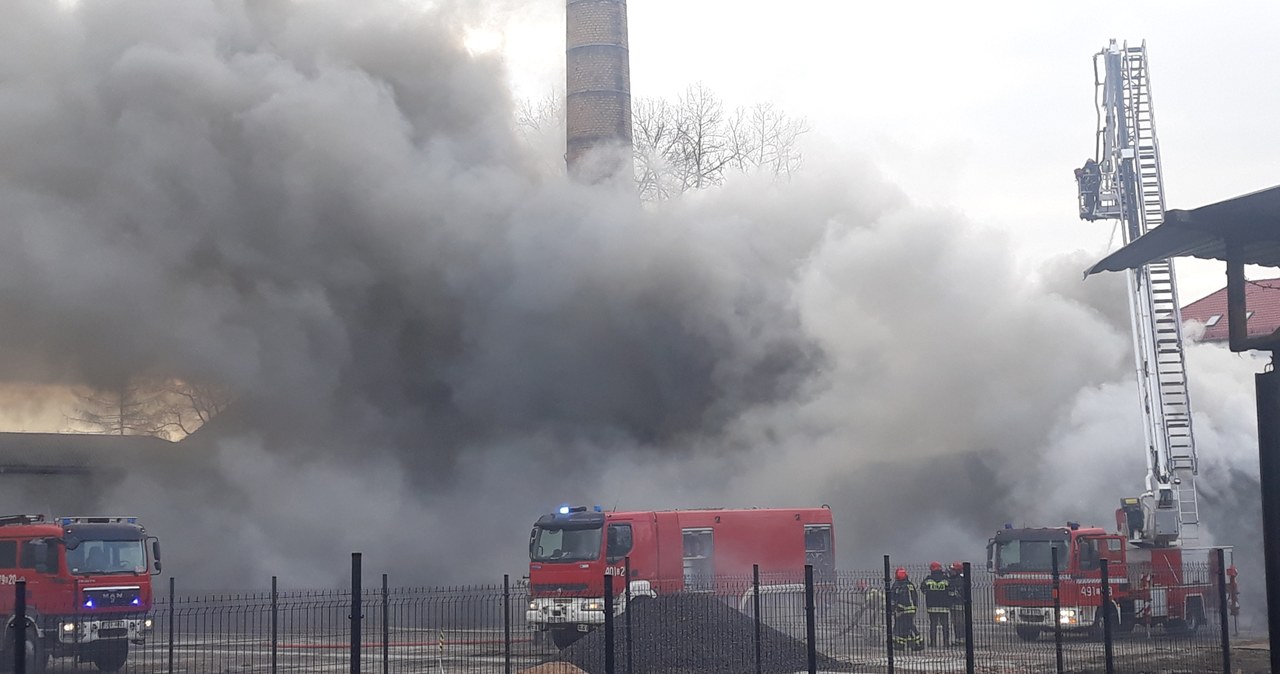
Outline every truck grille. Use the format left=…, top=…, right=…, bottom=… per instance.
left=532, top=584, right=589, bottom=595
left=1003, top=584, right=1052, bottom=602
left=83, top=587, right=142, bottom=608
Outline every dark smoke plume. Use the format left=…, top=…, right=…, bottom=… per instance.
left=0, top=0, right=1266, bottom=631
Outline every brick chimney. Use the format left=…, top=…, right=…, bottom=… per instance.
left=565, top=0, right=632, bottom=182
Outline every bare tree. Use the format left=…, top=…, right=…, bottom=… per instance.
left=70, top=377, right=234, bottom=440
left=632, top=96, right=682, bottom=201
left=71, top=381, right=169, bottom=437
left=521, top=83, right=807, bottom=200
left=515, top=88, right=566, bottom=175
left=728, top=102, right=809, bottom=178
left=632, top=84, right=808, bottom=200
left=156, top=379, right=234, bottom=437
left=671, top=83, right=738, bottom=191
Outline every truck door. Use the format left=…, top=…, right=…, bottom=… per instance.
left=804, top=525, right=834, bottom=581
left=0, top=539, right=17, bottom=614
left=18, top=538, right=58, bottom=614
left=682, top=529, right=714, bottom=592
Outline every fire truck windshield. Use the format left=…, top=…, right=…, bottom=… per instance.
left=66, top=540, right=147, bottom=575
left=994, top=536, right=1069, bottom=573
left=530, top=525, right=603, bottom=563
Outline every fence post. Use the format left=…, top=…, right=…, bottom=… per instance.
left=271, top=576, right=278, bottom=674
left=351, top=553, right=362, bottom=674
left=752, top=564, right=762, bottom=674
left=962, top=562, right=974, bottom=674
left=169, top=576, right=176, bottom=674
left=383, top=573, right=390, bottom=674
left=884, top=555, right=894, bottom=674
left=503, top=574, right=512, bottom=674
left=14, top=579, right=25, bottom=674
left=1216, top=548, right=1232, bottom=674
left=1100, top=558, right=1114, bottom=674
left=1052, top=548, right=1064, bottom=674
left=804, top=564, right=817, bottom=674
left=604, top=572, right=615, bottom=674
left=625, top=556, right=633, bottom=674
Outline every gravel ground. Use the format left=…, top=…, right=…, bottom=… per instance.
left=558, top=594, right=851, bottom=674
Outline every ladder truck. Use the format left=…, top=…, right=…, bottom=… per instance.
left=989, top=40, right=1238, bottom=640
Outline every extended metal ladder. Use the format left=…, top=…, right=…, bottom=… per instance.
left=1115, top=43, right=1200, bottom=544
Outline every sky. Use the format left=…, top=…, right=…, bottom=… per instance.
left=486, top=0, right=1280, bottom=301
left=0, top=0, right=1274, bottom=630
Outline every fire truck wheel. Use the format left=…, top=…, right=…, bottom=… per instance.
left=1015, top=626, right=1040, bottom=642
left=3, top=626, right=45, bottom=674
left=1168, top=599, right=1204, bottom=636
left=550, top=629, right=584, bottom=650
left=90, top=642, right=128, bottom=672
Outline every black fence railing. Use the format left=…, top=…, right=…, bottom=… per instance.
left=4, top=549, right=1239, bottom=674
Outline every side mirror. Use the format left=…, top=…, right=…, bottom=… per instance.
left=149, top=537, right=162, bottom=575
left=62, top=534, right=81, bottom=551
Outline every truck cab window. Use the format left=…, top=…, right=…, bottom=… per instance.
left=0, top=541, right=16, bottom=568
left=19, top=540, right=54, bottom=573
left=606, top=524, right=633, bottom=562
left=1078, top=539, right=1101, bottom=571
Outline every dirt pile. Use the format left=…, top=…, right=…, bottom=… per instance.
left=558, top=594, right=850, bottom=674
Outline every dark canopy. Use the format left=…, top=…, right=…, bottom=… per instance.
left=1086, top=185, right=1280, bottom=274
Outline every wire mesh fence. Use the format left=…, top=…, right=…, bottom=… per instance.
left=5, top=552, right=1239, bottom=674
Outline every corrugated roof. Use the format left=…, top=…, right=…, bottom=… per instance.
left=1182, top=278, right=1280, bottom=343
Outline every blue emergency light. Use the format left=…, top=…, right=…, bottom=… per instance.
left=559, top=506, right=571, bottom=515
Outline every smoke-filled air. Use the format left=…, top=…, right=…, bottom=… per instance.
left=0, top=0, right=1265, bottom=627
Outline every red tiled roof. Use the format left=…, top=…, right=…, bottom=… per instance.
left=1180, top=277, right=1280, bottom=343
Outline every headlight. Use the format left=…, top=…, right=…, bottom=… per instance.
left=1059, top=609, right=1076, bottom=617
left=61, top=623, right=76, bottom=633
left=528, top=601, right=538, bottom=611
left=584, top=601, right=603, bottom=611
left=994, top=608, right=1007, bottom=623
left=144, top=619, right=154, bottom=629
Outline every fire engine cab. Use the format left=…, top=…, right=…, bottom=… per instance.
left=526, top=505, right=834, bottom=649
left=988, top=521, right=1237, bottom=641
left=0, top=514, right=161, bottom=672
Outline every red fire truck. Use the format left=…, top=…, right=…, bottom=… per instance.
left=526, top=505, right=834, bottom=648
left=0, top=514, right=161, bottom=672
left=989, top=38, right=1240, bottom=644
left=988, top=518, right=1238, bottom=641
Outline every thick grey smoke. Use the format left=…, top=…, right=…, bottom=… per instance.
left=0, top=0, right=1266, bottom=628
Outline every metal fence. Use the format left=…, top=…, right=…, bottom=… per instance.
left=7, top=551, right=1238, bottom=674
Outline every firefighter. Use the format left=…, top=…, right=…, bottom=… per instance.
left=947, top=562, right=966, bottom=646
left=922, top=561, right=952, bottom=647
left=890, top=567, right=924, bottom=652
left=850, top=579, right=885, bottom=638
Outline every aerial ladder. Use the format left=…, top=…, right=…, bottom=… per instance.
left=1075, top=40, right=1199, bottom=548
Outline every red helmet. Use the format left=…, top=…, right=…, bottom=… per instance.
left=930, top=561, right=942, bottom=571
left=895, top=567, right=908, bottom=581
left=951, top=561, right=964, bottom=572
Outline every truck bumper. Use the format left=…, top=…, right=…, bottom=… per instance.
left=57, top=617, right=153, bottom=644
left=994, top=605, right=1094, bottom=629
left=527, top=597, right=605, bottom=631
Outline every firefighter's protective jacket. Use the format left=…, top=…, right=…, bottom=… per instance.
left=922, top=570, right=952, bottom=613
left=890, top=579, right=918, bottom=615
left=947, top=570, right=966, bottom=608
